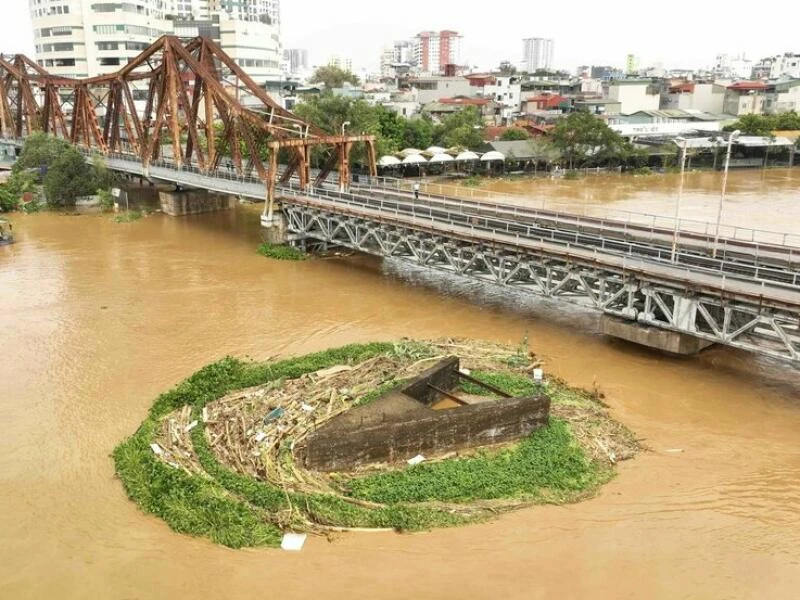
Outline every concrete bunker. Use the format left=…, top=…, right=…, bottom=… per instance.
left=300, top=357, right=551, bottom=472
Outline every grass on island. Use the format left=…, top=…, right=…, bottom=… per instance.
left=113, top=210, right=143, bottom=223
left=257, top=242, right=308, bottom=261
left=113, top=341, right=635, bottom=548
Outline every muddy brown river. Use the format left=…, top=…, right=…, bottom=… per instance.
left=2, top=171, right=800, bottom=599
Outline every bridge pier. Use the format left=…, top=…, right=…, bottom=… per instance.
left=602, top=316, right=714, bottom=356
left=159, top=189, right=235, bottom=217
left=260, top=212, right=289, bottom=245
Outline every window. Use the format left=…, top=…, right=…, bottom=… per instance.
left=96, top=42, right=119, bottom=51
left=99, top=57, right=121, bottom=66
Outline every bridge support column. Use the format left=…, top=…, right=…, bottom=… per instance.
left=260, top=212, right=288, bottom=245
left=159, top=189, right=234, bottom=217
left=601, top=316, right=715, bottom=356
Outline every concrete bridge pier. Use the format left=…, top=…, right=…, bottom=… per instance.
left=260, top=212, right=289, bottom=245
left=159, top=188, right=235, bottom=217
left=602, top=316, right=714, bottom=356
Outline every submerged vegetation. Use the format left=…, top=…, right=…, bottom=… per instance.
left=256, top=242, right=308, bottom=261
left=113, top=340, right=638, bottom=548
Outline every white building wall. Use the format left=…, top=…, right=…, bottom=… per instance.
left=607, top=83, right=660, bottom=114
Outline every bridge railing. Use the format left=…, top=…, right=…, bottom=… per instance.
left=68, top=142, right=800, bottom=253
left=355, top=174, right=800, bottom=249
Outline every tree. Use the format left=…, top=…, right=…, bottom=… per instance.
left=550, top=110, right=632, bottom=168
left=308, top=65, right=360, bottom=89
left=434, top=106, right=485, bottom=149
left=43, top=146, right=96, bottom=206
left=500, top=128, right=531, bottom=141
left=724, top=111, right=800, bottom=136
left=498, top=61, right=517, bottom=76
left=0, top=186, right=18, bottom=212
left=12, top=131, right=70, bottom=176
left=724, top=114, right=774, bottom=137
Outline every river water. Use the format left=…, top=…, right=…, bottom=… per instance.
left=1, top=172, right=799, bottom=599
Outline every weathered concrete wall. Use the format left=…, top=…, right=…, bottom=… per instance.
left=602, top=316, right=714, bottom=355
left=122, top=185, right=163, bottom=210
left=159, top=189, right=235, bottom=217
left=300, top=357, right=550, bottom=471
left=260, top=213, right=288, bottom=244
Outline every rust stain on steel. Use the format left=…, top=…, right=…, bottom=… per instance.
left=0, top=36, right=377, bottom=204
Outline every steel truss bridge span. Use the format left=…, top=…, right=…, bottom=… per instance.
left=279, top=191, right=800, bottom=363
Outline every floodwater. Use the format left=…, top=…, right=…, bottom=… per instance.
left=2, top=173, right=800, bottom=599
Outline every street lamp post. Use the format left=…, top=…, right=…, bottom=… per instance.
left=341, top=120, right=350, bottom=136
left=671, top=136, right=688, bottom=263
left=712, top=129, right=740, bottom=259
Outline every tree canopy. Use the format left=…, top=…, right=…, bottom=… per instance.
left=308, top=65, right=360, bottom=89
left=500, top=128, right=531, bottom=141
left=292, top=94, right=486, bottom=160
left=43, top=146, right=97, bottom=206
left=724, top=111, right=800, bottom=136
left=550, top=110, right=639, bottom=167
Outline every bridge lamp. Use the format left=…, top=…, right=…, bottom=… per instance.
left=671, top=136, right=688, bottom=263
left=712, top=129, right=740, bottom=259
left=341, top=121, right=350, bottom=136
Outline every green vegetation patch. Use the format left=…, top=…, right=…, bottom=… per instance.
left=114, top=341, right=636, bottom=548
left=113, top=210, right=143, bottom=223
left=257, top=241, right=308, bottom=261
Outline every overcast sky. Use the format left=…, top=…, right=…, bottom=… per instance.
left=4, top=0, right=798, bottom=74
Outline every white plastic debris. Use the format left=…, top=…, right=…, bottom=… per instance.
left=459, top=368, right=472, bottom=376
left=407, top=454, right=425, bottom=466
left=202, top=407, right=209, bottom=422
left=184, top=420, right=198, bottom=432
left=150, top=443, right=163, bottom=456
left=533, top=368, right=544, bottom=382
left=665, top=448, right=684, bottom=453
left=281, top=533, right=307, bottom=551
left=301, top=403, right=315, bottom=413
left=254, top=431, right=267, bottom=443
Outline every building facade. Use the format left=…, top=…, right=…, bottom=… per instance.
left=284, top=48, right=308, bottom=75
left=522, top=38, right=554, bottom=72
left=30, top=0, right=282, bottom=82
left=414, top=30, right=462, bottom=75
left=31, top=0, right=172, bottom=79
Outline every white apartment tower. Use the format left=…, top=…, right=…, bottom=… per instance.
left=30, top=0, right=282, bottom=83
left=522, top=37, right=554, bottom=72
left=30, top=0, right=172, bottom=79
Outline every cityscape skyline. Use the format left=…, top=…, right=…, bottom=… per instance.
left=2, top=0, right=799, bottom=76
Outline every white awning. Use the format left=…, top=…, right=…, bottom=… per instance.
left=402, top=154, right=428, bottom=164
left=425, top=146, right=447, bottom=155
left=455, top=151, right=480, bottom=161
left=378, top=155, right=402, bottom=166
left=429, top=153, right=455, bottom=163
left=480, top=150, right=506, bottom=161
left=399, top=148, right=423, bottom=157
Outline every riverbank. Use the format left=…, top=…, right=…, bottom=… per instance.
left=114, top=339, right=638, bottom=548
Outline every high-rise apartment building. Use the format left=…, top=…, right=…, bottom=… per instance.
left=283, top=48, right=309, bottom=75
left=414, top=30, right=462, bottom=75
left=380, top=40, right=414, bottom=77
left=522, top=38, right=554, bottom=72
left=30, top=0, right=172, bottom=79
left=30, top=0, right=282, bottom=83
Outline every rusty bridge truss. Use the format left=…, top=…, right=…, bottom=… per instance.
left=0, top=35, right=376, bottom=212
